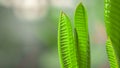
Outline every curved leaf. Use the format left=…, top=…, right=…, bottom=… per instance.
left=106, top=38, right=119, bottom=68
left=74, top=3, right=90, bottom=68
left=58, top=12, right=78, bottom=68
left=104, top=0, right=120, bottom=66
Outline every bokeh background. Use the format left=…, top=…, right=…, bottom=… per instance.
left=0, top=0, right=108, bottom=68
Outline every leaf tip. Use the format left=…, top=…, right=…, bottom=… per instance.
left=77, top=2, right=84, bottom=8
left=60, top=11, right=65, bottom=15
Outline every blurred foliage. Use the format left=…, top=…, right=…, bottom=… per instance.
left=0, top=0, right=108, bottom=68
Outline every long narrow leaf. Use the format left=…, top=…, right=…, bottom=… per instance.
left=58, top=12, right=78, bottom=68
left=104, top=0, right=120, bottom=66
left=74, top=3, right=90, bottom=68
left=106, top=38, right=119, bottom=68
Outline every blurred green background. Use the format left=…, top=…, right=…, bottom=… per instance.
left=0, top=0, right=108, bottom=68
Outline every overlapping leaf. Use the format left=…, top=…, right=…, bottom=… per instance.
left=106, top=38, right=119, bottom=68
left=58, top=12, right=78, bottom=68
left=105, top=0, right=120, bottom=67
left=74, top=3, right=90, bottom=68
left=58, top=3, right=90, bottom=68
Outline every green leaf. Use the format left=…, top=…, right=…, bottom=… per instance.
left=104, top=0, right=120, bottom=66
left=74, top=3, right=90, bottom=68
left=106, top=38, right=119, bottom=68
left=58, top=11, right=78, bottom=68
left=104, top=0, right=110, bottom=35
left=58, top=3, right=90, bottom=68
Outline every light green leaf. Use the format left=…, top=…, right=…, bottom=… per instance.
left=104, top=0, right=120, bottom=66
left=58, top=3, right=90, bottom=68
left=58, top=11, right=78, bottom=68
left=106, top=38, right=119, bottom=68
left=74, top=3, right=90, bottom=68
